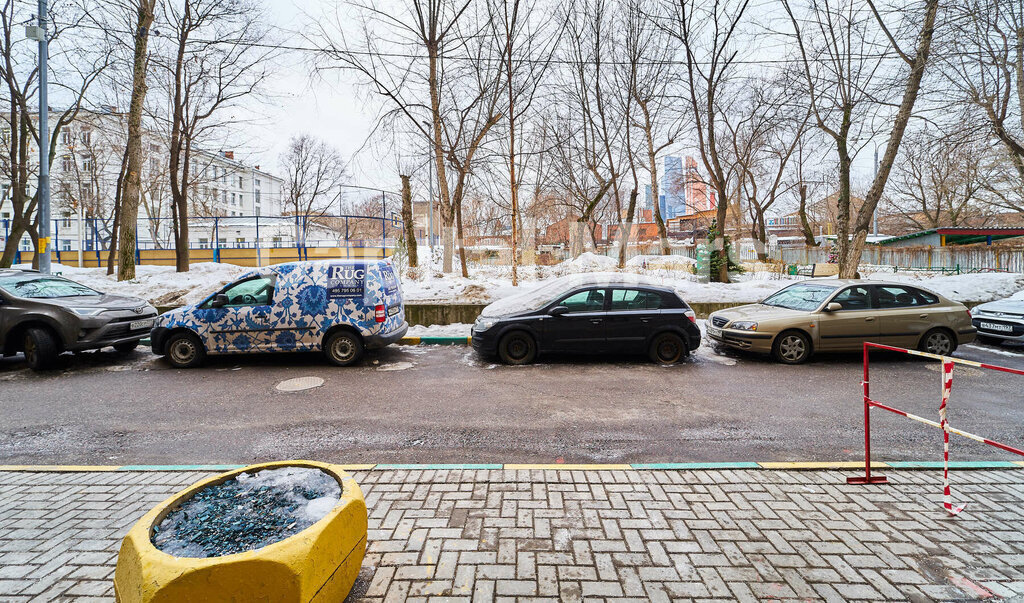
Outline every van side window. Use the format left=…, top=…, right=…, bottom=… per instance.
left=217, top=276, right=275, bottom=307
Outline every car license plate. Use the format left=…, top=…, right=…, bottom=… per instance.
left=979, top=321, right=1013, bottom=333
left=387, top=305, right=400, bottom=316
left=707, top=326, right=722, bottom=338
left=129, top=319, right=154, bottom=331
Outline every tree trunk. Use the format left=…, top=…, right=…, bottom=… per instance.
left=713, top=186, right=730, bottom=283
left=798, top=183, right=817, bottom=246
left=618, top=188, right=638, bottom=268
left=400, top=174, right=417, bottom=268
left=0, top=221, right=26, bottom=267
left=456, top=197, right=468, bottom=278
left=117, top=0, right=156, bottom=281
left=840, top=0, right=939, bottom=279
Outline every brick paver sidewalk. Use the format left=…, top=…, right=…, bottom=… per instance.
left=2, top=468, right=1024, bottom=601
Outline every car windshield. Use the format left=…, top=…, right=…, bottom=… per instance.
left=0, top=274, right=101, bottom=298
left=762, top=283, right=837, bottom=311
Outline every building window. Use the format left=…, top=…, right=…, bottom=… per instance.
left=255, top=190, right=261, bottom=204
left=218, top=238, right=227, bottom=246
left=198, top=238, right=209, bottom=249
left=231, top=193, right=236, bottom=205
left=80, top=130, right=91, bottom=145
left=61, top=239, right=72, bottom=251
left=61, top=155, right=73, bottom=171
left=149, top=157, right=159, bottom=172
left=235, top=237, right=245, bottom=247
left=82, top=156, right=94, bottom=173
left=61, top=216, right=72, bottom=228
left=238, top=176, right=243, bottom=188
left=61, top=130, right=72, bottom=145
left=222, top=190, right=227, bottom=203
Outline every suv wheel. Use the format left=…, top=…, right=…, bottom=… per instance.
left=23, top=327, right=59, bottom=370
left=649, top=332, right=687, bottom=365
left=166, top=332, right=205, bottom=368
left=325, top=330, right=363, bottom=366
left=772, top=330, right=811, bottom=364
left=498, top=331, right=536, bottom=365
left=920, top=328, right=956, bottom=356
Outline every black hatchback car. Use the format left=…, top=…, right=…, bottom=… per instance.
left=472, top=274, right=701, bottom=365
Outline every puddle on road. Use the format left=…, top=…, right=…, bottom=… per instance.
left=276, top=376, right=325, bottom=392
left=377, top=362, right=415, bottom=372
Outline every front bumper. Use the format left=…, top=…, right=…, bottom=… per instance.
left=67, top=312, right=158, bottom=352
left=705, top=327, right=774, bottom=352
left=364, top=321, right=409, bottom=349
left=972, top=317, right=1024, bottom=342
left=470, top=327, right=499, bottom=357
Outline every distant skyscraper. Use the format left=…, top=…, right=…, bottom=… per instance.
left=661, top=156, right=685, bottom=219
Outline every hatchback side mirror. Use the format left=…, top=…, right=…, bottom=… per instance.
left=211, top=293, right=229, bottom=308
left=549, top=305, right=569, bottom=316
left=824, top=302, right=842, bottom=312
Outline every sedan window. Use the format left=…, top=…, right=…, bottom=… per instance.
left=876, top=285, right=927, bottom=308
left=559, top=289, right=605, bottom=313
left=831, top=286, right=874, bottom=310
left=610, top=289, right=662, bottom=311
left=762, top=283, right=837, bottom=311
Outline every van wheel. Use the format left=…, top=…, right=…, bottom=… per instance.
left=24, top=327, right=59, bottom=370
left=325, top=331, right=363, bottom=366
left=166, top=332, right=205, bottom=369
left=772, top=330, right=811, bottom=364
left=649, top=332, right=687, bottom=365
left=498, top=331, right=536, bottom=365
left=920, top=328, right=956, bottom=356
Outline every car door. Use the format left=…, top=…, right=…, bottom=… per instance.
left=606, top=288, right=660, bottom=354
left=874, top=285, right=937, bottom=348
left=201, top=274, right=276, bottom=353
left=542, top=288, right=608, bottom=354
left=817, top=285, right=880, bottom=351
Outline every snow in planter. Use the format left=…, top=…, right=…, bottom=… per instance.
left=152, top=467, right=341, bottom=558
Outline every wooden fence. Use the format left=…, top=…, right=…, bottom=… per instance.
left=774, top=245, right=1024, bottom=273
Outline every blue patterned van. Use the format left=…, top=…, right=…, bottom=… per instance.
left=150, top=259, right=407, bottom=368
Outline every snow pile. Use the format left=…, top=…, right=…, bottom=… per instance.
left=625, top=254, right=697, bottom=272
left=39, top=262, right=248, bottom=306
left=407, top=323, right=473, bottom=338
left=554, top=252, right=618, bottom=273
left=866, top=272, right=1024, bottom=303
left=152, top=467, right=341, bottom=558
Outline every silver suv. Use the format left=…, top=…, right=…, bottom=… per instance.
left=0, top=268, right=157, bottom=370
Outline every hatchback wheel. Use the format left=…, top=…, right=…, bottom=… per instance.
left=165, top=332, right=205, bottom=369
left=325, top=330, right=363, bottom=366
left=920, top=329, right=956, bottom=356
left=23, top=327, right=59, bottom=370
left=649, top=332, right=687, bottom=365
left=772, top=330, right=811, bottom=364
left=498, top=331, right=536, bottom=365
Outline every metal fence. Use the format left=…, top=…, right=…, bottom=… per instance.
left=1, top=214, right=402, bottom=267
left=773, top=245, right=1024, bottom=273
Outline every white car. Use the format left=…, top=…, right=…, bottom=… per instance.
left=972, top=291, right=1024, bottom=344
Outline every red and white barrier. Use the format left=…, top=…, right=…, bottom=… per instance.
left=847, top=342, right=1024, bottom=516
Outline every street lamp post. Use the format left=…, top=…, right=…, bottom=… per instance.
left=30, top=0, right=51, bottom=273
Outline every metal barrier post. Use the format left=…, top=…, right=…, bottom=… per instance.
left=848, top=343, right=888, bottom=484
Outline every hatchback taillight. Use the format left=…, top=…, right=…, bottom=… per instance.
left=684, top=309, right=696, bottom=323
left=375, top=304, right=386, bottom=322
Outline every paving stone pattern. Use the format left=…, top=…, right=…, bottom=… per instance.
left=1, top=469, right=1024, bottom=601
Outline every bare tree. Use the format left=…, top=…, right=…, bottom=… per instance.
left=280, top=134, right=346, bottom=245
left=0, top=0, right=110, bottom=268
left=666, top=0, right=752, bottom=282
left=116, top=0, right=157, bottom=280
left=399, top=174, right=417, bottom=267
left=785, top=0, right=939, bottom=277
left=160, top=0, right=274, bottom=272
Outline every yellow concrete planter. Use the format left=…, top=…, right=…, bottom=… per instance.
left=114, top=461, right=367, bottom=603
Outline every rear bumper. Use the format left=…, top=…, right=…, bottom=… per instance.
left=365, top=321, right=408, bottom=349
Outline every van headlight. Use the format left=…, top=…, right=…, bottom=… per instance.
left=729, top=321, right=758, bottom=331
left=474, top=317, right=499, bottom=332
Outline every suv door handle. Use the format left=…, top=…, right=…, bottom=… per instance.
left=590, top=318, right=603, bottom=324
left=640, top=318, right=651, bottom=323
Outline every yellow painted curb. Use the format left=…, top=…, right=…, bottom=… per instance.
left=758, top=461, right=890, bottom=470
left=504, top=464, right=632, bottom=471
left=1015, top=461, right=1024, bottom=467
left=0, top=465, right=121, bottom=472
left=113, top=460, right=367, bottom=603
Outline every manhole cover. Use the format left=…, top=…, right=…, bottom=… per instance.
left=275, top=376, right=325, bottom=392
left=377, top=362, right=414, bottom=372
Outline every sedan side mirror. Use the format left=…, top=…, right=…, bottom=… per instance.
left=824, top=302, right=842, bottom=312
left=211, top=293, right=229, bottom=308
left=549, top=305, right=569, bottom=316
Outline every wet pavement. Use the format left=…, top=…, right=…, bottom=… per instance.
left=1, top=338, right=1023, bottom=466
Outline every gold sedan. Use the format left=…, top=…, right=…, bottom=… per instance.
left=706, top=280, right=977, bottom=364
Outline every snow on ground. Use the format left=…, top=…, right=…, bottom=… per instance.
left=27, top=251, right=1024, bottom=309
left=406, top=323, right=473, bottom=338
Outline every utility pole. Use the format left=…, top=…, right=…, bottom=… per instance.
left=30, top=0, right=51, bottom=273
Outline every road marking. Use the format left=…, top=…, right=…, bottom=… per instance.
left=632, top=462, right=760, bottom=470
left=0, top=465, right=121, bottom=472
left=505, top=464, right=632, bottom=470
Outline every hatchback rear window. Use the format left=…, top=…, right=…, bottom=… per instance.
left=0, top=275, right=100, bottom=298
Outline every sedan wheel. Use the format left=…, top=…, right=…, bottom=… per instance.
left=773, top=331, right=811, bottom=364
left=498, top=331, right=536, bottom=365
left=920, top=329, right=955, bottom=356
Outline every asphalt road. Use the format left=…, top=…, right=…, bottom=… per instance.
left=1, top=337, right=1022, bottom=465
